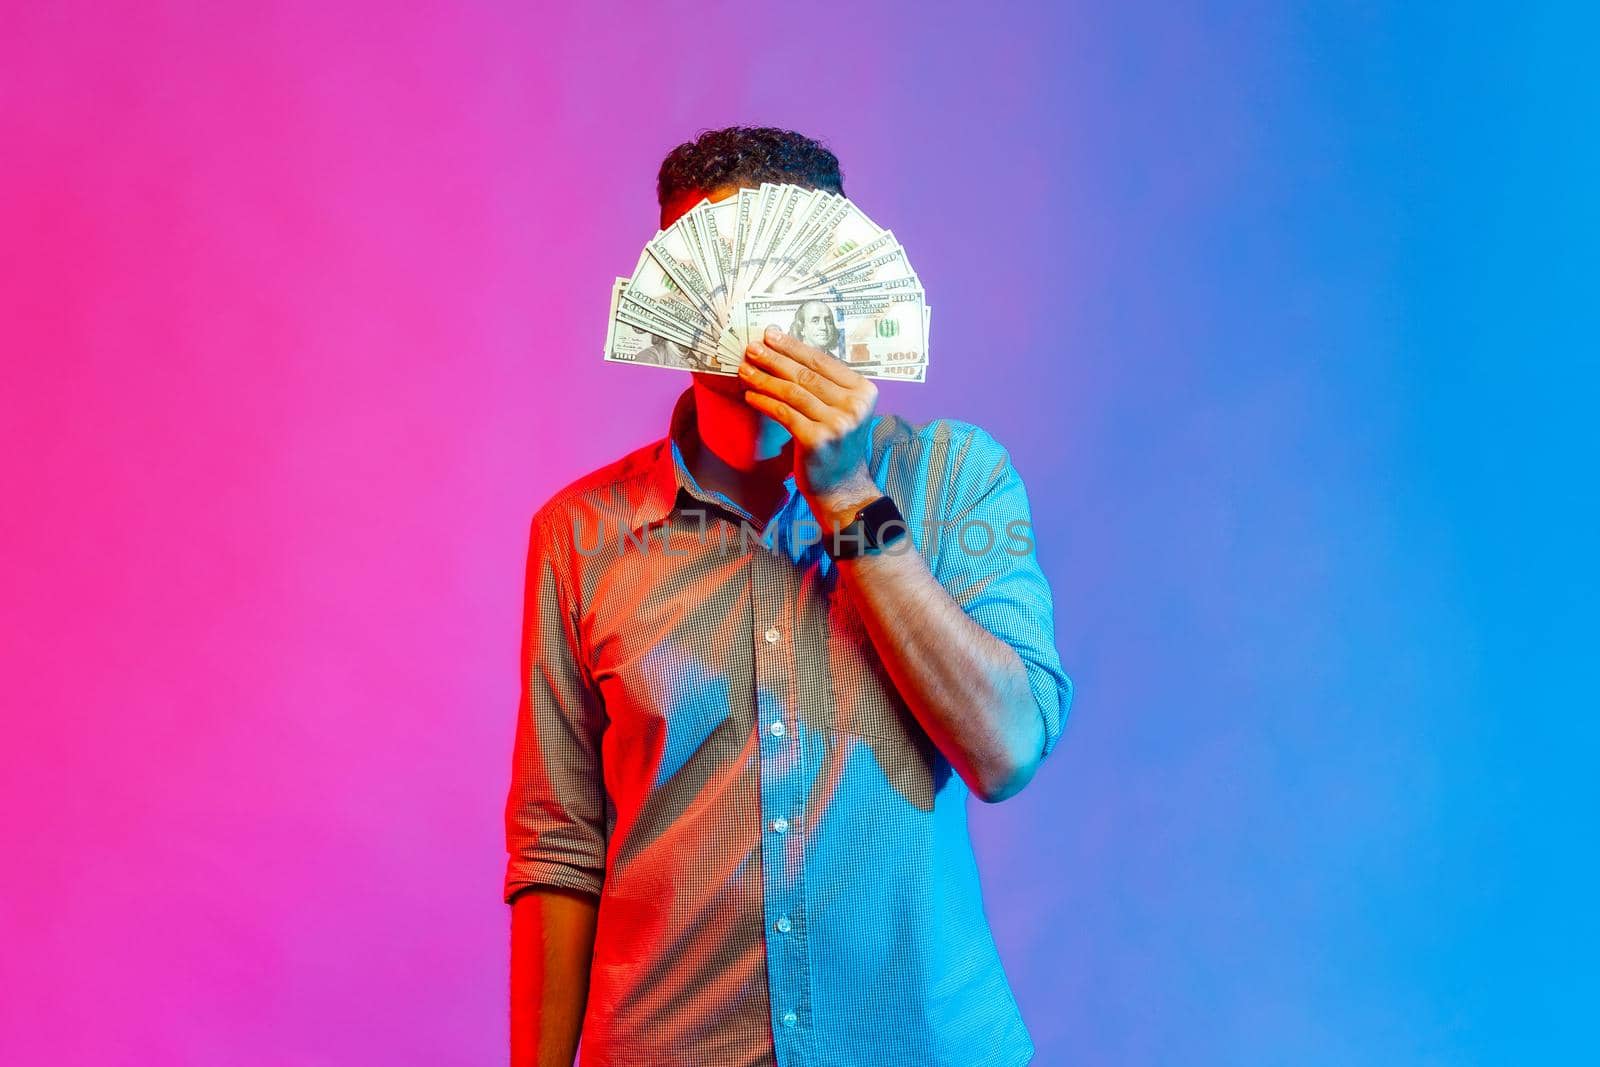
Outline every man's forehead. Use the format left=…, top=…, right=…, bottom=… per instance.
left=660, top=183, right=748, bottom=227
left=660, top=179, right=834, bottom=228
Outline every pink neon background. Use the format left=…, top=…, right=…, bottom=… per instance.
left=2, top=5, right=1094, bottom=1062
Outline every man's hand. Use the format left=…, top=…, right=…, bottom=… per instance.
left=741, top=324, right=1046, bottom=801
left=738, top=324, right=881, bottom=532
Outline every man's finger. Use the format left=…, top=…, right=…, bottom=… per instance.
left=743, top=389, right=820, bottom=445
left=762, top=327, right=856, bottom=386
left=745, top=340, right=851, bottom=407
left=738, top=360, right=834, bottom=423
left=762, top=325, right=865, bottom=390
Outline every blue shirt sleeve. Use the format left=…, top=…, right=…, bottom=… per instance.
left=929, top=422, right=1074, bottom=763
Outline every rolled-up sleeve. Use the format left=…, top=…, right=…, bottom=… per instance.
left=931, top=424, right=1074, bottom=763
left=503, top=511, right=608, bottom=904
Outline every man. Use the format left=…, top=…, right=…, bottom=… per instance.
left=507, top=126, right=1073, bottom=1067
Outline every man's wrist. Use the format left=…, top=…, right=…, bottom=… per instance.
left=809, top=473, right=882, bottom=538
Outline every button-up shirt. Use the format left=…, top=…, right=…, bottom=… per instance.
left=504, top=387, right=1073, bottom=1067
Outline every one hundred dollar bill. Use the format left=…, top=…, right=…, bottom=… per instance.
left=606, top=278, right=723, bottom=373
left=731, top=290, right=928, bottom=374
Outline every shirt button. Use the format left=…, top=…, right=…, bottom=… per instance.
left=769, top=720, right=785, bottom=737
left=782, top=1011, right=797, bottom=1028
left=776, top=915, right=792, bottom=934
left=771, top=816, right=788, bottom=833
left=764, top=627, right=780, bottom=644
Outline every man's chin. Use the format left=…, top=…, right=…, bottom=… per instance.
left=690, top=370, right=747, bottom=399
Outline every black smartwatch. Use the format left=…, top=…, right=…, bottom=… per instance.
left=827, top=494, right=908, bottom=560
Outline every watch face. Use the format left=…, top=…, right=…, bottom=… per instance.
left=860, top=495, right=907, bottom=549
left=828, top=495, right=905, bottom=560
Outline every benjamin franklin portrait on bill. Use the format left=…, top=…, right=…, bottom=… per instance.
left=789, top=299, right=843, bottom=360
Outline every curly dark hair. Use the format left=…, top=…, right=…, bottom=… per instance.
left=657, top=126, right=845, bottom=209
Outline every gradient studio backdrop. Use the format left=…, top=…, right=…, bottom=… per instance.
left=2, top=2, right=1594, bottom=1064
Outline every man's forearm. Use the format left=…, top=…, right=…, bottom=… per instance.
left=735, top=328, right=1045, bottom=800
left=510, top=886, right=600, bottom=1067
left=829, top=516, right=1044, bottom=802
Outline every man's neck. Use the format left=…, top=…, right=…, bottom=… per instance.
left=685, top=380, right=793, bottom=521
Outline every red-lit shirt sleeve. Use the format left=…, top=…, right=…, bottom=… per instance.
left=503, top=511, right=608, bottom=903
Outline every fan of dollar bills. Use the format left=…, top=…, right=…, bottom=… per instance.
left=603, top=183, right=928, bottom=382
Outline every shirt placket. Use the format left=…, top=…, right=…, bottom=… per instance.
left=752, top=496, right=818, bottom=1066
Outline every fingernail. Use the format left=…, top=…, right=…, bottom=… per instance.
left=765, top=325, right=783, bottom=343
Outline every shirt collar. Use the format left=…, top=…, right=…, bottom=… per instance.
left=626, top=387, right=693, bottom=533
left=627, top=386, right=801, bottom=533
